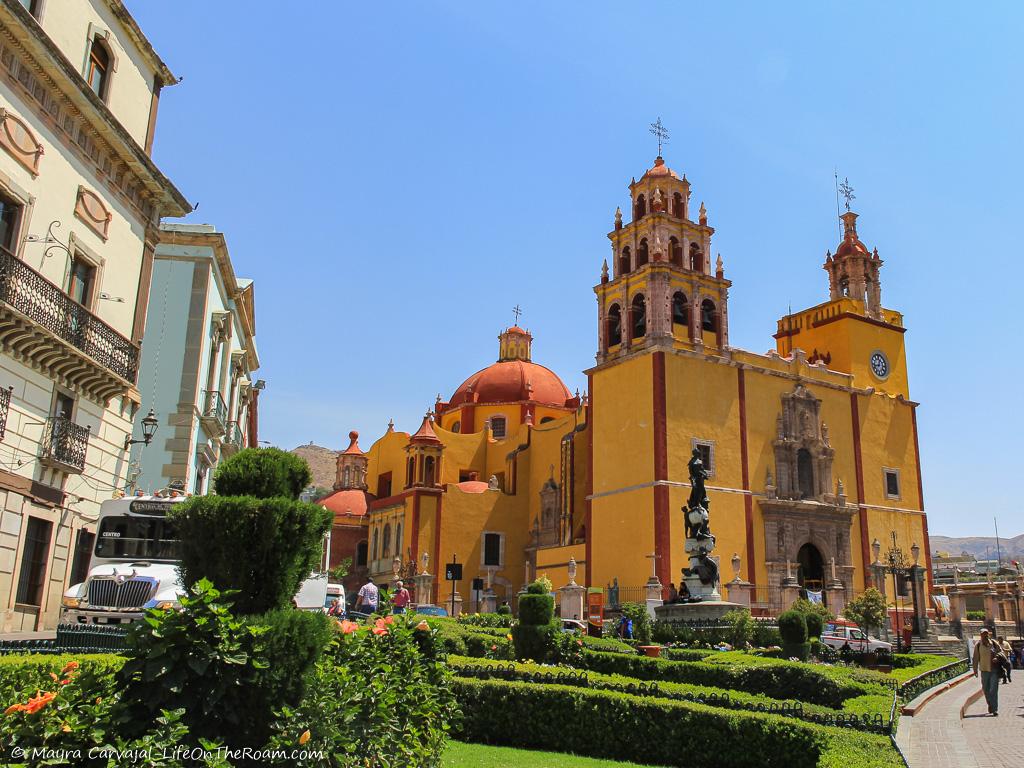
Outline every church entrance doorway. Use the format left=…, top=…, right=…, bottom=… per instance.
left=796, top=542, right=824, bottom=592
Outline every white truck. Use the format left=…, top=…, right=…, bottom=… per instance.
left=821, top=619, right=893, bottom=653
left=61, top=494, right=327, bottom=625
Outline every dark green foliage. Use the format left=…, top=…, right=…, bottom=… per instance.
left=512, top=619, right=559, bottom=662
left=453, top=677, right=827, bottom=768
left=431, top=618, right=514, bottom=659
left=722, top=609, right=756, bottom=646
left=779, top=610, right=808, bottom=644
left=620, top=602, right=653, bottom=644
left=662, top=647, right=716, bottom=662
left=526, top=579, right=550, bottom=595
left=496, top=603, right=512, bottom=615
left=518, top=593, right=554, bottom=625
left=458, top=612, right=514, bottom=628
left=212, top=446, right=311, bottom=499
left=169, top=494, right=331, bottom=615
left=843, top=588, right=888, bottom=635
left=116, top=579, right=272, bottom=747
left=791, top=597, right=833, bottom=630
left=966, top=610, right=985, bottom=621
left=581, top=635, right=635, bottom=654
left=805, top=611, right=824, bottom=639
left=245, top=608, right=333, bottom=708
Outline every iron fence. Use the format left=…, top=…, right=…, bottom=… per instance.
left=0, top=246, right=139, bottom=382
left=223, top=420, right=243, bottom=450
left=201, top=390, right=227, bottom=432
left=604, top=585, right=648, bottom=608
left=0, top=624, right=131, bottom=655
left=38, top=415, right=89, bottom=472
left=897, top=656, right=971, bottom=702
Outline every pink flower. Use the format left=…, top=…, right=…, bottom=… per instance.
left=373, top=618, right=390, bottom=636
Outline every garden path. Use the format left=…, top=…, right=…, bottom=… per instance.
left=899, top=672, right=1023, bottom=768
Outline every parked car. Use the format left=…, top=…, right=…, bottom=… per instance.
left=560, top=618, right=586, bottom=634
left=821, top=619, right=892, bottom=652
left=415, top=605, right=449, bottom=617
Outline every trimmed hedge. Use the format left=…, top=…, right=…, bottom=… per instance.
left=0, top=653, right=125, bottom=703
left=454, top=676, right=827, bottom=768
left=662, top=647, right=716, bottom=662
left=581, top=635, right=635, bottom=654
left=431, top=619, right=513, bottom=659
left=518, top=593, right=554, bottom=625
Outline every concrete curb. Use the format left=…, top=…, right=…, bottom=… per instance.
left=901, top=671, right=974, bottom=716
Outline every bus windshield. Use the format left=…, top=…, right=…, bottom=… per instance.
left=94, top=515, right=181, bottom=561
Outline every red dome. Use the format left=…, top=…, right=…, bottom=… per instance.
left=449, top=360, right=573, bottom=409
left=319, top=488, right=370, bottom=519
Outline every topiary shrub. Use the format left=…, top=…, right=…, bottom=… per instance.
left=518, top=593, right=554, bottom=625
left=245, top=608, right=333, bottom=709
left=513, top=589, right=557, bottom=662
left=778, top=609, right=809, bottom=661
left=804, top=611, right=824, bottom=639
left=212, top=446, right=311, bottom=499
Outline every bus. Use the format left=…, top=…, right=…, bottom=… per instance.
left=61, top=494, right=327, bottom=625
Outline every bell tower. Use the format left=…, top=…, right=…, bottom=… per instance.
left=824, top=211, right=883, bottom=320
left=595, top=155, right=731, bottom=363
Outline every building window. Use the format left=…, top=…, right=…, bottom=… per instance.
left=16, top=516, right=52, bottom=606
left=607, top=304, right=622, bottom=347
left=490, top=417, right=507, bottom=439
left=636, top=239, right=649, bottom=267
left=371, top=529, right=379, bottom=563
left=618, top=247, right=631, bottom=276
left=631, top=294, right=646, bottom=339
left=691, top=438, right=715, bottom=479
left=69, top=529, right=94, bottom=587
left=483, top=532, right=502, bottom=567
left=87, top=38, right=111, bottom=99
left=18, top=0, right=40, bottom=17
left=884, top=468, right=901, bottom=499
left=451, top=421, right=461, bottom=433
left=797, top=448, right=814, bottom=499
left=377, top=472, right=392, bottom=498
left=356, top=540, right=368, bottom=567
left=382, top=524, right=391, bottom=559
left=672, top=292, right=688, bottom=326
left=395, top=524, right=402, bottom=559
left=406, top=457, right=415, bottom=487
left=0, top=193, right=22, bottom=253
left=701, top=299, right=717, bottom=332
left=424, top=455, right=436, bottom=485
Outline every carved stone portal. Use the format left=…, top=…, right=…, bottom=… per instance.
left=538, top=477, right=560, bottom=547
left=773, top=384, right=835, bottom=502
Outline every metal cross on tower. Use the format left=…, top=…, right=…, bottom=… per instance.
left=838, top=177, right=856, bottom=211
left=512, top=304, right=523, bottom=324
left=649, top=117, right=670, bottom=156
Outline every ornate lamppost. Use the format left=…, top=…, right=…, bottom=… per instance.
left=885, top=532, right=909, bottom=653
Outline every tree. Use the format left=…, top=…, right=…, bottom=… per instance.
left=843, top=588, right=887, bottom=636
left=329, top=558, right=352, bottom=583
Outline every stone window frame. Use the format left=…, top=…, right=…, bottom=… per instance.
left=882, top=467, right=901, bottom=500
left=488, top=414, right=508, bottom=440
left=81, top=25, right=119, bottom=104
left=66, top=232, right=106, bottom=312
left=480, top=530, right=505, bottom=568
left=691, top=437, right=716, bottom=479
left=0, top=168, right=36, bottom=258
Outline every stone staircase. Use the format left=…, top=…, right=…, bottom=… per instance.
left=910, top=635, right=958, bottom=656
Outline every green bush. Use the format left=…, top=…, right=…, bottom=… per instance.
left=213, top=446, right=311, bottom=499
left=245, top=608, right=333, bottom=708
left=753, top=622, right=783, bottom=648
left=805, top=612, right=824, bottom=639
left=497, top=603, right=512, bottom=615
left=966, top=610, right=985, bottom=621
left=431, top=618, right=514, bottom=659
left=169, top=494, right=331, bottom=615
left=512, top=619, right=559, bottom=662
left=663, top=648, right=716, bottom=662
left=843, top=588, right=887, bottom=636
left=457, top=613, right=514, bottom=628
left=620, top=602, right=653, bottom=644
left=581, top=635, right=635, bottom=654
left=779, top=609, right=808, bottom=658
left=453, top=677, right=827, bottom=768
left=518, top=593, right=554, bottom=625
left=722, top=609, right=756, bottom=647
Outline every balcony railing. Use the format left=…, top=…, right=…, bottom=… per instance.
left=0, top=385, right=11, bottom=441
left=0, top=247, right=139, bottom=384
left=200, top=390, right=227, bottom=437
left=222, top=420, right=243, bottom=455
left=38, top=415, right=89, bottom=473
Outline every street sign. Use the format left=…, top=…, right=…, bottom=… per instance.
left=445, top=563, right=463, bottom=581
left=472, top=577, right=484, bottom=591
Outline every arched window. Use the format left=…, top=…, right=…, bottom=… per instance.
left=669, top=237, right=682, bottom=266
left=540, top=416, right=556, bottom=424
left=673, top=192, right=683, bottom=217
left=356, top=540, right=368, bottom=567
left=342, top=466, right=351, bottom=487
left=689, top=243, right=704, bottom=272
left=619, top=246, right=631, bottom=276
left=637, top=239, right=649, bottom=267
left=635, top=195, right=646, bottom=219
left=371, top=529, right=379, bottom=563
left=607, top=304, right=622, bottom=347
left=797, top=448, right=814, bottom=499
left=406, top=456, right=415, bottom=487
left=490, top=417, right=507, bottom=439
left=395, top=524, right=402, bottom=559
left=672, top=292, right=688, bottom=326
left=382, top=524, right=392, bottom=559
left=424, top=456, right=436, bottom=485
left=839, top=276, right=850, bottom=297
left=701, top=299, right=717, bottom=332
left=797, top=542, right=824, bottom=588
left=87, top=38, right=111, bottom=99
left=451, top=421, right=461, bottom=433
left=631, top=294, right=647, bottom=339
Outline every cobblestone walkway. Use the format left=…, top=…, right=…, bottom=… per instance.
left=899, top=673, right=1023, bottom=768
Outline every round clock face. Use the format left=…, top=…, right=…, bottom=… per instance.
left=870, top=351, right=889, bottom=379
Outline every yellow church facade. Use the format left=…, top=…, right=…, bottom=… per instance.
left=319, top=155, right=931, bottom=614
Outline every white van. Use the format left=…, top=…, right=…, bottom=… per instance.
left=323, top=583, right=347, bottom=615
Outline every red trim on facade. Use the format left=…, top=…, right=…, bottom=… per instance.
left=737, top=369, right=756, bottom=584
left=463, top=405, right=475, bottom=434
left=850, top=393, right=871, bottom=583
left=410, top=492, right=420, bottom=567
left=652, top=352, right=670, bottom=595
left=432, top=494, right=443, bottom=604
left=368, top=488, right=417, bottom=511
left=910, top=405, right=933, bottom=594
left=585, top=373, right=594, bottom=588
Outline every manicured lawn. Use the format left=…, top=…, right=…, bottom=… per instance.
left=444, top=740, right=668, bottom=768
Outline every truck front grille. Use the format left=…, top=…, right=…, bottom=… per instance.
left=87, top=577, right=155, bottom=610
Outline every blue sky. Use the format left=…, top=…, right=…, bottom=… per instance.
left=126, top=2, right=1022, bottom=538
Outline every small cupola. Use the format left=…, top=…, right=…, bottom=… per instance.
left=334, top=430, right=368, bottom=490
left=498, top=326, right=532, bottom=362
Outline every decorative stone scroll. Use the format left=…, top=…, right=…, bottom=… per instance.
left=74, top=186, right=112, bottom=240
left=0, top=107, right=44, bottom=175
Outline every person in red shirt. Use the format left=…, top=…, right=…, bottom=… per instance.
left=392, top=580, right=411, bottom=614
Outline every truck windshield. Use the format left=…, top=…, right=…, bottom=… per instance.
left=94, top=515, right=181, bottom=561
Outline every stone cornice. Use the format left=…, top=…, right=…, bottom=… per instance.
left=0, top=1, right=189, bottom=219
left=105, top=0, right=178, bottom=86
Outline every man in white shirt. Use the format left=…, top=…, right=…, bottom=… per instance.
left=355, top=576, right=379, bottom=613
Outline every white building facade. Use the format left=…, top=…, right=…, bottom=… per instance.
left=0, top=0, right=189, bottom=631
left=130, top=223, right=261, bottom=495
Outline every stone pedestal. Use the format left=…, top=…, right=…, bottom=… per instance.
left=480, top=588, right=497, bottom=614
left=725, top=580, right=753, bottom=608
left=948, top=588, right=965, bottom=638
left=559, top=582, right=586, bottom=622
left=909, top=566, right=929, bottom=635
left=781, top=576, right=801, bottom=611
left=825, top=582, right=846, bottom=616
left=984, top=589, right=1000, bottom=628
left=655, top=600, right=746, bottom=622
left=645, top=577, right=664, bottom=619
left=445, top=592, right=464, bottom=618
left=413, top=573, right=434, bottom=607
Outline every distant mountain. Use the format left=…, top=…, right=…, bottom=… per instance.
left=930, top=534, right=1024, bottom=561
left=291, top=443, right=339, bottom=492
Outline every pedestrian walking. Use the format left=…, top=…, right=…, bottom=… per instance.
left=392, top=580, right=411, bottom=614
left=355, top=576, right=379, bottom=614
left=997, top=636, right=1013, bottom=683
left=972, top=628, right=1003, bottom=715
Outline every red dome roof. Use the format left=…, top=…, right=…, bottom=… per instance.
left=449, top=360, right=573, bottom=409
left=319, top=488, right=370, bottom=519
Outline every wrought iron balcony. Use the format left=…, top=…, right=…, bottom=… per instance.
left=0, top=385, right=11, bottom=441
left=38, top=415, right=89, bottom=473
left=200, top=390, right=227, bottom=437
left=0, top=247, right=139, bottom=402
left=222, top=420, right=243, bottom=455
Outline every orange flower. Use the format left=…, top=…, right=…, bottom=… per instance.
left=383, top=614, right=395, bottom=626
left=415, top=620, right=430, bottom=631
left=5, top=703, right=26, bottom=715
left=339, top=620, right=359, bottom=635
left=372, top=618, right=390, bottom=635
left=506, top=634, right=513, bottom=641
left=491, top=644, right=497, bottom=651
left=61, top=723, right=71, bottom=733
left=61, top=661, right=79, bottom=675
left=23, top=690, right=56, bottom=715
left=49, top=672, right=59, bottom=682
left=60, top=679, right=71, bottom=686
left=298, top=729, right=311, bottom=745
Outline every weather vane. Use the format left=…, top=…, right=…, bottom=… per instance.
left=838, top=177, right=855, bottom=211
left=512, top=304, right=523, bottom=324
left=649, top=117, right=670, bottom=156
